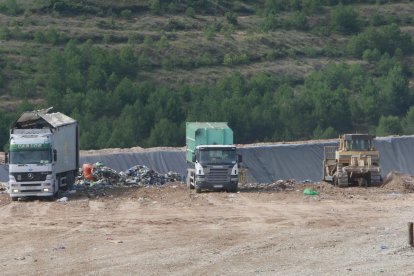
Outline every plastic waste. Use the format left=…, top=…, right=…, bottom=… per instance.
left=303, top=188, right=319, bottom=195
left=82, top=163, right=95, bottom=181
left=57, top=197, right=68, bottom=202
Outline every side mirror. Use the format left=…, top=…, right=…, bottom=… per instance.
left=5, top=152, right=8, bottom=164
left=192, top=153, right=196, bottom=162
left=53, top=149, right=57, bottom=162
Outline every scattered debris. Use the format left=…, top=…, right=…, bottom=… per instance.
left=240, top=179, right=297, bottom=191
left=57, top=197, right=68, bottom=203
left=53, top=245, right=66, bottom=251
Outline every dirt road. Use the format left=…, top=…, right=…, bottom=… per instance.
left=0, top=183, right=414, bottom=275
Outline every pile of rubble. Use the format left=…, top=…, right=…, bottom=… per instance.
left=381, top=171, right=414, bottom=193
left=75, top=162, right=182, bottom=191
left=240, top=179, right=298, bottom=192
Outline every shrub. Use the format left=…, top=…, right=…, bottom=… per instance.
left=0, top=0, right=23, bottom=16
left=347, top=24, right=414, bottom=58
left=283, top=11, right=309, bottom=31
left=185, top=7, right=195, bottom=18
left=0, top=26, right=11, bottom=40
left=260, top=14, right=278, bottom=32
left=120, top=9, right=133, bottom=20
left=330, top=4, right=361, bottom=34
left=225, top=12, right=238, bottom=26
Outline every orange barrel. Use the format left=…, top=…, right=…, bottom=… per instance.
left=82, top=163, right=95, bottom=181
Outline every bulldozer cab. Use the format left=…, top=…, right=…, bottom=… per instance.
left=340, top=134, right=375, bottom=151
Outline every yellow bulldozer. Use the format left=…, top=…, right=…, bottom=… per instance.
left=323, top=134, right=382, bottom=187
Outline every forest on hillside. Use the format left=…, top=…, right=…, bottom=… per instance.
left=0, top=0, right=413, bottom=150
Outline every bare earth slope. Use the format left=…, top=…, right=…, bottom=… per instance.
left=0, top=182, right=414, bottom=275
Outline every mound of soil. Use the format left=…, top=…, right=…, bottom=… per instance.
left=381, top=171, right=414, bottom=193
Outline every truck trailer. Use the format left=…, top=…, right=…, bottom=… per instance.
left=6, top=108, right=79, bottom=200
left=186, top=122, right=241, bottom=193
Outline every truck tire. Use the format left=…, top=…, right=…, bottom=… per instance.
left=195, top=184, right=202, bottom=193
left=228, top=187, right=238, bottom=193
left=11, top=197, right=18, bottom=202
left=227, top=183, right=238, bottom=193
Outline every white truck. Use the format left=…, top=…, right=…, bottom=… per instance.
left=6, top=108, right=79, bottom=200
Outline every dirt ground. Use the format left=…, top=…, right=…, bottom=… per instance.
left=0, top=178, right=414, bottom=276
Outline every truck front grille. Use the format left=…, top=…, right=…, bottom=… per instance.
left=12, top=172, right=48, bottom=182
left=21, top=183, right=42, bottom=187
left=206, top=169, right=229, bottom=183
left=20, top=190, right=42, bottom=193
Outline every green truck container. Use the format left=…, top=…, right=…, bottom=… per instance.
left=186, top=122, right=233, bottom=163
left=186, top=122, right=240, bottom=193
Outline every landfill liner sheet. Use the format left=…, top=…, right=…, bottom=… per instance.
left=1, top=135, right=414, bottom=183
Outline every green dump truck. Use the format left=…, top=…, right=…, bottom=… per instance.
left=186, top=122, right=241, bottom=193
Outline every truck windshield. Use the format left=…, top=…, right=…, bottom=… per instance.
left=198, top=149, right=236, bottom=164
left=347, top=139, right=370, bottom=150
left=9, top=150, right=52, bottom=165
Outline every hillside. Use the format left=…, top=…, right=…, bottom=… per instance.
left=0, top=0, right=413, bottom=150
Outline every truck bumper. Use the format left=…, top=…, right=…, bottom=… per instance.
left=196, top=180, right=238, bottom=191
left=9, top=191, right=54, bottom=198
left=9, top=187, right=54, bottom=198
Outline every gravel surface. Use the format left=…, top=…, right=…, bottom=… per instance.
left=0, top=177, right=414, bottom=275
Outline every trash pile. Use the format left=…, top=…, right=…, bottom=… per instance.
left=122, top=165, right=181, bottom=186
left=76, top=162, right=182, bottom=191
left=240, top=179, right=298, bottom=192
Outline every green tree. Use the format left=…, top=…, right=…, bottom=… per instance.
left=146, top=119, right=182, bottom=147
left=402, top=106, right=414, bottom=135
left=150, top=0, right=161, bottom=15
left=330, top=4, right=361, bottom=34
left=376, top=115, right=402, bottom=136
left=377, top=65, right=410, bottom=116
left=120, top=9, right=133, bottom=20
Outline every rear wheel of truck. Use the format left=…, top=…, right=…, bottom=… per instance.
left=11, top=197, right=18, bottom=201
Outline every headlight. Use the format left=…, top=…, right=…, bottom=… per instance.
left=12, top=189, right=19, bottom=193
left=43, top=188, right=50, bottom=192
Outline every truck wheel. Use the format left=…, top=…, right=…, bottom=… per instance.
left=11, top=197, right=18, bottom=202
left=195, top=185, right=202, bottom=193
left=227, top=184, right=238, bottom=193
left=228, top=187, right=238, bottom=193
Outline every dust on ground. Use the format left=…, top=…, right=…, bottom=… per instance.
left=1, top=174, right=414, bottom=275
